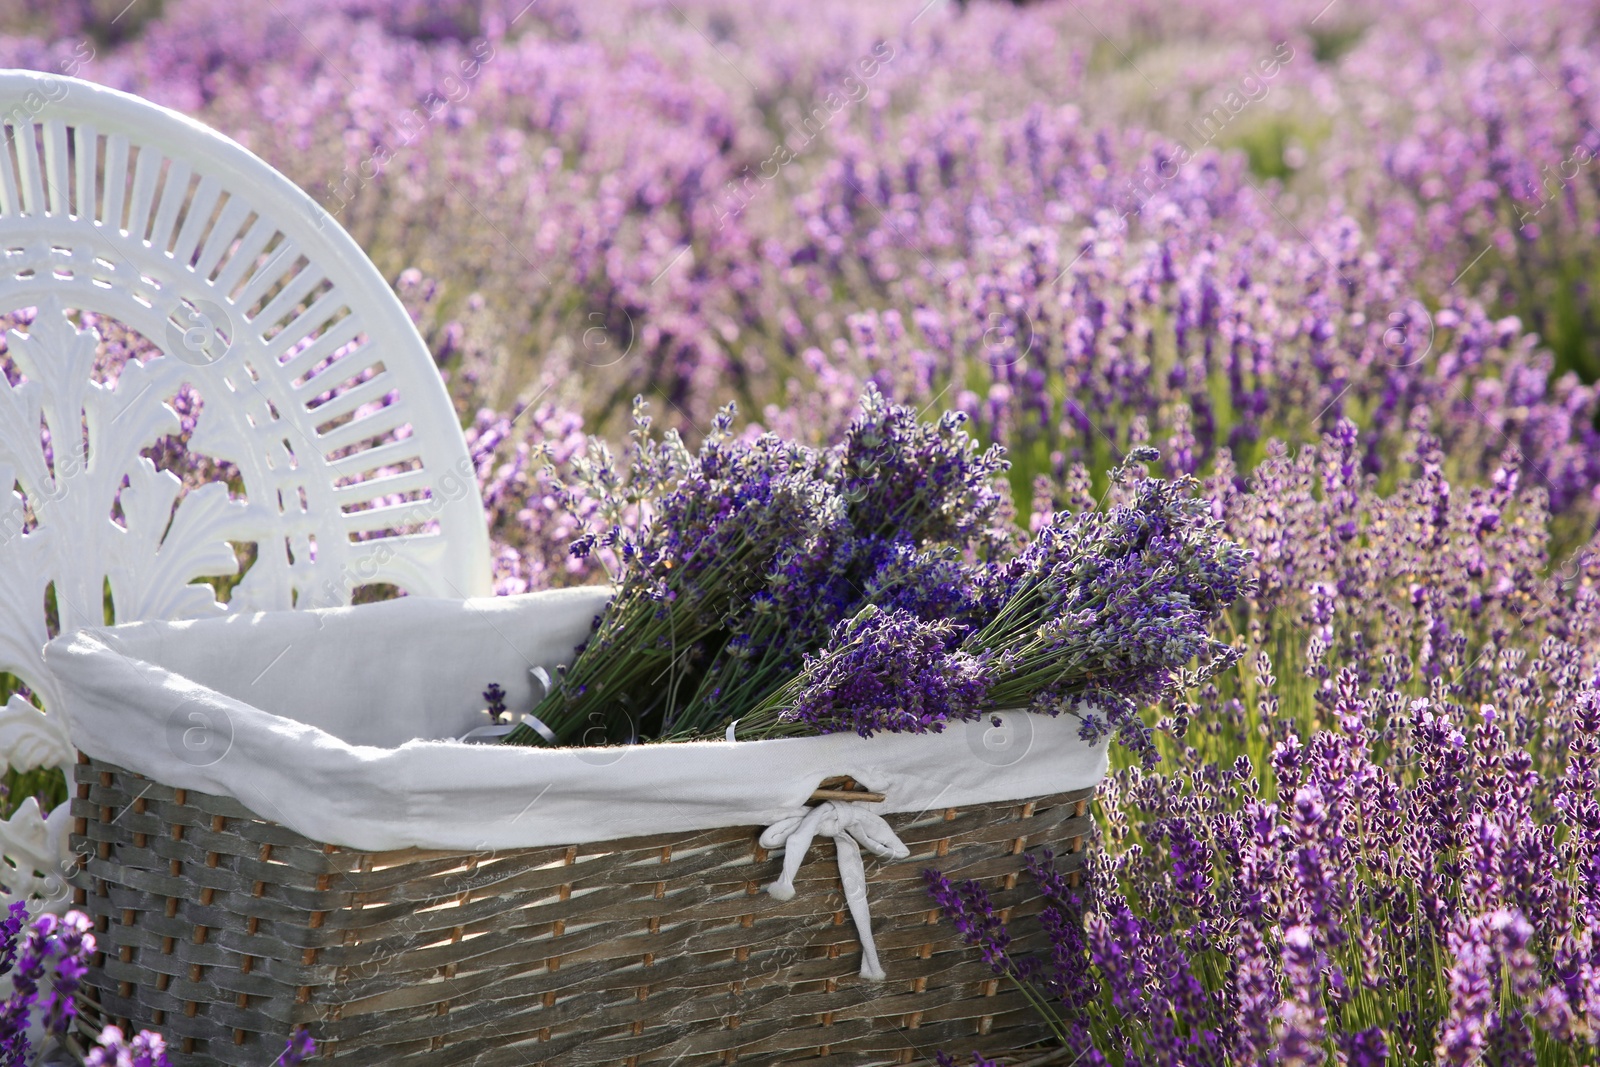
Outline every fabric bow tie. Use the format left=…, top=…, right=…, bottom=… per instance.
left=759, top=800, right=910, bottom=981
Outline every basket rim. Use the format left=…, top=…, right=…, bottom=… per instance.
left=48, top=599, right=1106, bottom=855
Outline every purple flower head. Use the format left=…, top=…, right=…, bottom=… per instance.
left=1077, top=712, right=1110, bottom=745
left=1337, top=1026, right=1389, bottom=1067
left=40, top=911, right=94, bottom=1038
left=84, top=1025, right=172, bottom=1067
left=0, top=908, right=181, bottom=1066
left=1234, top=923, right=1276, bottom=1062
left=1, top=913, right=53, bottom=1066
left=1085, top=903, right=1150, bottom=1016
left=1438, top=908, right=1545, bottom=1065
left=0, top=902, right=26, bottom=978
left=934, top=1054, right=1002, bottom=1067
left=283, top=1029, right=316, bottom=1065
left=833, top=384, right=1010, bottom=547
left=782, top=607, right=991, bottom=737
left=1276, top=926, right=1329, bottom=1066
left=923, top=870, right=1014, bottom=975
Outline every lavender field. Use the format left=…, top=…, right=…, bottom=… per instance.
left=5, top=0, right=1600, bottom=1061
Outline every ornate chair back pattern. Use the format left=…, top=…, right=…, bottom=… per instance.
left=0, top=71, right=491, bottom=906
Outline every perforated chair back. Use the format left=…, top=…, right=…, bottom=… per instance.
left=0, top=71, right=492, bottom=906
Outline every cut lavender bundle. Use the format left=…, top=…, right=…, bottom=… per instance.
left=502, top=386, right=1010, bottom=746
left=715, top=606, right=993, bottom=740
left=966, top=456, right=1252, bottom=763
left=497, top=400, right=832, bottom=746
left=730, top=454, right=1252, bottom=762
left=505, top=387, right=1249, bottom=753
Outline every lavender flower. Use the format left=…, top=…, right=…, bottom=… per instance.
left=965, top=454, right=1253, bottom=764
left=832, top=385, right=1010, bottom=547
left=38, top=912, right=91, bottom=1039
left=750, top=608, right=990, bottom=738
left=934, top=1054, right=1001, bottom=1067
left=1, top=914, right=52, bottom=1066
left=922, top=871, right=1015, bottom=976
left=282, top=1029, right=316, bottom=1065
left=0, top=904, right=24, bottom=980
left=1336, top=1028, right=1389, bottom=1067
left=1276, top=926, right=1327, bottom=1067
left=83, top=1026, right=170, bottom=1067
left=482, top=683, right=508, bottom=725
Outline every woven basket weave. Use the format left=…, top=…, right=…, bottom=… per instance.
left=68, top=754, right=1094, bottom=1067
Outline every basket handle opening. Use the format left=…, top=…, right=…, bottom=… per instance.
left=806, top=775, right=886, bottom=805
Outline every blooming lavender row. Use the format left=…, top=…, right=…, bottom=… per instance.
left=923, top=417, right=1600, bottom=1062
left=931, top=684, right=1600, bottom=1064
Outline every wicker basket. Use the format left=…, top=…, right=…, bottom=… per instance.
left=67, top=754, right=1094, bottom=1067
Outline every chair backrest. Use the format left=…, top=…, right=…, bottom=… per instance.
left=0, top=71, right=492, bottom=906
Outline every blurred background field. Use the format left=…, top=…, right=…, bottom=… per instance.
left=6, top=0, right=1598, bottom=550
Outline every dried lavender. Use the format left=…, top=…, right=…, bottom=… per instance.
left=733, top=608, right=991, bottom=739
left=735, top=452, right=1252, bottom=755
left=504, top=387, right=1011, bottom=745
left=482, top=683, right=508, bottom=726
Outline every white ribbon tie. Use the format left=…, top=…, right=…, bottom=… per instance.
left=759, top=800, right=910, bottom=981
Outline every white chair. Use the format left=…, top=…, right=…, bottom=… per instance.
left=0, top=71, right=491, bottom=908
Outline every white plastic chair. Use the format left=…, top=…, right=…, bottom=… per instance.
left=0, top=71, right=492, bottom=908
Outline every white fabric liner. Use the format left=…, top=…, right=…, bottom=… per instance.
left=42, top=588, right=1108, bottom=852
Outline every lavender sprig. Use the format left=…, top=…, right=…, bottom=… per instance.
left=717, top=607, right=991, bottom=739
left=0, top=904, right=288, bottom=1067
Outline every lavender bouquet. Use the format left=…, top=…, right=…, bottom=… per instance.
left=500, top=385, right=1010, bottom=745
left=503, top=389, right=1250, bottom=760
left=732, top=452, right=1251, bottom=762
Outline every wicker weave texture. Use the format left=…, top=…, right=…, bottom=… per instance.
left=69, top=757, right=1094, bottom=1067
